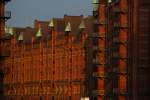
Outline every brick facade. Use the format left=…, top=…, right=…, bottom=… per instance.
left=2, top=15, right=93, bottom=100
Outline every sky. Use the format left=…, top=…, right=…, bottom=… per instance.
left=6, top=0, right=92, bottom=27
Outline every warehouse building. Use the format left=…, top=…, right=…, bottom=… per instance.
left=92, top=0, right=150, bottom=100
left=1, top=15, right=94, bottom=100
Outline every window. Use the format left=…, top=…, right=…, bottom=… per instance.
left=52, top=96, right=54, bottom=100
left=25, top=44, right=31, bottom=51
left=33, top=43, right=40, bottom=49
left=40, top=96, right=42, bottom=100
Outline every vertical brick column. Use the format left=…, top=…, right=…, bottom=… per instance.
left=92, top=0, right=108, bottom=100
left=107, top=0, right=129, bottom=99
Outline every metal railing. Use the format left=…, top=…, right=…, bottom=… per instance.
left=4, top=11, right=11, bottom=19
left=0, top=11, right=11, bottom=19
left=3, top=0, right=11, bottom=3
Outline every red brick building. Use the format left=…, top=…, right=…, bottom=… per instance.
left=92, top=0, right=129, bottom=100
left=1, top=15, right=93, bottom=100
left=92, top=0, right=150, bottom=100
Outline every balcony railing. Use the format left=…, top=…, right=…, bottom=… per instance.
left=113, top=23, right=128, bottom=29
left=0, top=11, right=11, bottom=20
left=92, top=90, right=105, bottom=96
left=3, top=0, right=11, bottom=3
left=113, top=8, right=128, bottom=14
left=113, top=88, right=128, bottom=95
left=94, top=19, right=107, bottom=25
left=5, top=11, right=11, bottom=19
left=93, top=72, right=105, bottom=78
left=113, top=38, right=128, bottom=45
left=93, top=11, right=99, bottom=17
left=93, top=46, right=106, bottom=52
left=92, top=72, right=110, bottom=79
left=93, top=59, right=100, bottom=65
left=113, top=53, right=128, bottom=60
left=90, top=33, right=106, bottom=38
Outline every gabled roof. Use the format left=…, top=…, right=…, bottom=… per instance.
left=34, top=20, right=52, bottom=41
left=12, top=27, right=34, bottom=44
left=84, top=16, right=94, bottom=34
left=53, top=18, right=65, bottom=32
left=34, top=20, right=49, bottom=29
left=13, top=27, right=25, bottom=40
left=64, top=15, right=83, bottom=35
left=11, top=15, right=94, bottom=44
left=24, top=27, right=35, bottom=44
